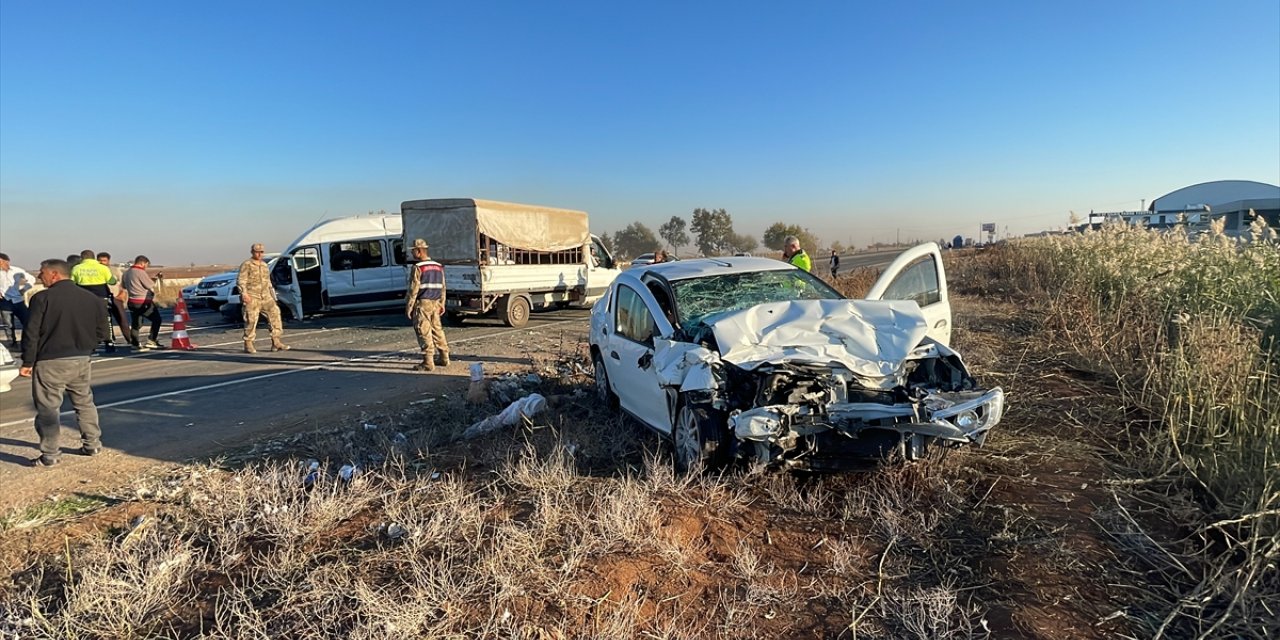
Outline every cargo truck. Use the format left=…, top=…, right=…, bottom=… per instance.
left=401, top=198, right=620, bottom=328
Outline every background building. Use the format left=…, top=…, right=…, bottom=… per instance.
left=1145, top=180, right=1280, bottom=236
left=1078, top=180, right=1280, bottom=237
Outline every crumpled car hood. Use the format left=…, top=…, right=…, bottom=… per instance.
left=705, top=299, right=929, bottom=379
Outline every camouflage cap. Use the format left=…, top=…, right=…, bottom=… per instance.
left=251, top=243, right=266, bottom=253
left=412, top=238, right=428, bottom=249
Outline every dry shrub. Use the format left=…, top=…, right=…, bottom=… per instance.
left=31, top=524, right=199, bottom=638
left=832, top=265, right=882, bottom=299
left=968, top=219, right=1280, bottom=639
left=884, top=585, right=982, bottom=640
left=3, top=415, right=1004, bottom=640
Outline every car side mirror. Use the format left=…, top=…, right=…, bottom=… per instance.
left=637, top=352, right=653, bottom=369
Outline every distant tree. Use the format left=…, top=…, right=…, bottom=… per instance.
left=691, top=208, right=737, bottom=256
left=829, top=240, right=845, bottom=255
left=762, top=222, right=822, bottom=254
left=597, top=232, right=615, bottom=253
left=613, top=222, right=660, bottom=259
left=729, top=233, right=758, bottom=253
left=658, top=216, right=690, bottom=255
left=762, top=222, right=795, bottom=251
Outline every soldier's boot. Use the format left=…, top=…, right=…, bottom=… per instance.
left=413, top=359, right=435, bottom=372
left=436, top=351, right=451, bottom=367
left=244, top=341, right=257, bottom=354
left=272, top=339, right=290, bottom=352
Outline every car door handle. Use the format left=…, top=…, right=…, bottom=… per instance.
left=610, top=351, right=620, bottom=360
left=638, top=352, right=653, bottom=369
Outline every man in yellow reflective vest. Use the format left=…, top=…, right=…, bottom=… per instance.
left=70, top=249, right=120, bottom=352
left=783, top=235, right=811, bottom=272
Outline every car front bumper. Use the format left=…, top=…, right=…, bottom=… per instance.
left=731, top=388, right=1005, bottom=470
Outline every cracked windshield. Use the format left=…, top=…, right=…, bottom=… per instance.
left=672, top=269, right=842, bottom=334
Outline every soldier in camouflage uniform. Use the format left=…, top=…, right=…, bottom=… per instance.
left=406, top=238, right=449, bottom=372
left=237, top=243, right=289, bottom=354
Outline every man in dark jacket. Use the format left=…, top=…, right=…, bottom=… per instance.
left=19, top=259, right=109, bottom=466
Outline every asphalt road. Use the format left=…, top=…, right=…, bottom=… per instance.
left=0, top=305, right=591, bottom=507
left=830, top=248, right=901, bottom=277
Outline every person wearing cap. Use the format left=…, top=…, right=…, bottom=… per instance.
left=405, top=238, right=449, bottom=372
left=237, top=243, right=289, bottom=354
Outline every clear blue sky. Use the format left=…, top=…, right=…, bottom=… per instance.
left=2, top=0, right=1278, bottom=266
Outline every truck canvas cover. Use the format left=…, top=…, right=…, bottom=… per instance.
left=401, top=198, right=590, bottom=263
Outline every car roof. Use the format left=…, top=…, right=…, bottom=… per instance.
left=625, top=256, right=795, bottom=282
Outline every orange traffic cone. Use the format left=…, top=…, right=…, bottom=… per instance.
left=170, top=295, right=197, bottom=351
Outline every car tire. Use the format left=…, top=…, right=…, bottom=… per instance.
left=592, top=351, right=619, bottom=410
left=673, top=399, right=730, bottom=475
left=443, top=311, right=464, bottom=326
left=207, top=301, right=223, bottom=312
left=499, top=294, right=531, bottom=328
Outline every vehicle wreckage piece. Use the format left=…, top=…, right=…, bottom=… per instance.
left=653, top=299, right=1004, bottom=470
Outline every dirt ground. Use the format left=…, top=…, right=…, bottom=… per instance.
left=0, top=294, right=1187, bottom=638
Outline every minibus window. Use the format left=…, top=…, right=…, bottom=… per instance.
left=330, top=241, right=385, bottom=271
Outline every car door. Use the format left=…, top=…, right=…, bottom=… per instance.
left=865, top=242, right=952, bottom=345
left=585, top=235, right=620, bottom=303
left=290, top=246, right=324, bottom=315
left=605, top=283, right=673, bottom=433
left=270, top=256, right=304, bottom=321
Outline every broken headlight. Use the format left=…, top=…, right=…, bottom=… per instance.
left=930, top=388, right=1004, bottom=439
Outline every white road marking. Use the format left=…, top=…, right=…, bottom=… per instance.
left=0, top=319, right=579, bottom=428
left=87, top=327, right=348, bottom=363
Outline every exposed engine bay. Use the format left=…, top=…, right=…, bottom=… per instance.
left=654, top=298, right=1004, bottom=471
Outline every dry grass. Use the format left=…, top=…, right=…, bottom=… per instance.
left=152, top=280, right=188, bottom=308
left=12, top=229, right=1278, bottom=637
left=1, top=383, right=1006, bottom=639
left=950, top=220, right=1280, bottom=639
left=830, top=265, right=882, bottom=299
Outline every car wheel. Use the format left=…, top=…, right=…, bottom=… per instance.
left=207, top=301, right=223, bottom=312
left=592, top=351, right=618, bottom=409
left=673, top=400, right=729, bottom=475
left=443, top=311, right=464, bottom=326
left=499, top=295, right=531, bottom=328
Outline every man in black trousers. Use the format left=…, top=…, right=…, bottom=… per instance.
left=19, top=259, right=108, bottom=466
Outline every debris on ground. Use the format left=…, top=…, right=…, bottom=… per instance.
left=462, top=393, right=548, bottom=439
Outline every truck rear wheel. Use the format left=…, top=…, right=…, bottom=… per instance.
left=498, top=295, right=531, bottom=328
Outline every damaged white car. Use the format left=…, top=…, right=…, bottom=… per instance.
left=589, top=243, right=1003, bottom=472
